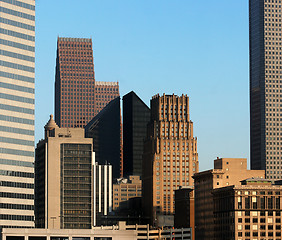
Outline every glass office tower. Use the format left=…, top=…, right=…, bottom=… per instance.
left=0, top=0, right=35, bottom=227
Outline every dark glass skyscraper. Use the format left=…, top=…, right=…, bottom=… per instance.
left=123, top=91, right=150, bottom=177
left=85, top=97, right=122, bottom=179
left=250, top=0, right=282, bottom=179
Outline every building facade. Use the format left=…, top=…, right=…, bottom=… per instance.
left=193, top=158, right=265, bottom=240
left=174, top=186, right=195, bottom=240
left=35, top=115, right=93, bottom=229
left=85, top=97, right=122, bottom=179
left=95, top=81, right=119, bottom=116
left=142, top=94, right=199, bottom=226
left=54, top=37, right=95, bottom=128
left=213, top=178, right=282, bottom=240
left=93, top=162, right=113, bottom=226
left=113, top=175, right=142, bottom=211
left=123, top=91, right=150, bottom=177
left=0, top=0, right=35, bottom=228
left=1, top=222, right=192, bottom=240
left=249, top=0, right=282, bottom=179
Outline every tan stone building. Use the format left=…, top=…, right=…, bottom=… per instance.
left=35, top=115, right=93, bottom=229
left=113, top=175, right=142, bottom=211
left=193, top=158, right=265, bottom=240
left=213, top=178, right=282, bottom=240
left=143, top=94, right=198, bottom=226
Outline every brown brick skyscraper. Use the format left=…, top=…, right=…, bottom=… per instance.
left=55, top=37, right=95, bottom=128
left=95, top=81, right=119, bottom=115
left=142, top=94, right=199, bottom=227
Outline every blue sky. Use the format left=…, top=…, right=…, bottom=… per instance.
left=36, top=0, right=249, bottom=171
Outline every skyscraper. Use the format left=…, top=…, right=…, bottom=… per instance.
left=55, top=37, right=95, bottom=128
left=0, top=0, right=35, bottom=228
left=142, top=94, right=199, bottom=226
left=35, top=115, right=93, bottom=229
left=123, top=91, right=150, bottom=177
left=85, top=97, right=122, bottom=179
left=95, top=81, right=119, bottom=115
left=250, top=0, right=282, bottom=179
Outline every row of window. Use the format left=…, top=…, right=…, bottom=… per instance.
left=0, top=181, right=34, bottom=189
left=0, top=214, right=34, bottom=221
left=61, top=72, right=93, bottom=77
left=0, top=158, right=33, bottom=168
left=0, top=70, right=34, bottom=83
left=2, top=0, right=35, bottom=10
left=60, top=58, right=92, bottom=63
left=0, top=170, right=34, bottom=178
left=0, top=203, right=34, bottom=210
left=0, top=103, right=34, bottom=115
left=59, top=43, right=91, bottom=48
left=0, top=17, right=34, bottom=31
left=0, top=27, right=34, bottom=42
left=0, top=49, right=34, bottom=62
left=0, top=92, right=34, bottom=104
left=61, top=65, right=93, bottom=70
left=0, top=192, right=33, bottom=199
left=0, top=147, right=34, bottom=157
left=0, top=6, right=35, bottom=21
left=0, top=60, right=34, bottom=73
left=0, top=81, right=34, bottom=94
left=0, top=38, right=34, bottom=52
left=59, top=51, right=92, bottom=56
left=0, top=114, right=34, bottom=125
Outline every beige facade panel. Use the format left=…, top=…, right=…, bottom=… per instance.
left=0, top=54, right=34, bottom=69
left=0, top=96, right=34, bottom=110
left=0, top=54, right=34, bottom=68
left=0, top=33, right=35, bottom=48
left=0, top=142, right=34, bottom=152
left=0, top=120, right=34, bottom=130
left=0, top=109, right=34, bottom=120
left=0, top=208, right=34, bottom=216
left=0, top=175, right=34, bottom=184
left=0, top=1, right=35, bottom=15
left=0, top=43, right=35, bottom=58
left=0, top=131, right=34, bottom=141
left=0, top=64, right=35, bottom=78
left=0, top=152, right=34, bottom=161
left=0, top=164, right=34, bottom=173
left=0, top=186, right=33, bottom=194
left=0, top=197, right=33, bottom=205
left=0, top=220, right=34, bottom=227
left=0, top=77, right=34, bottom=90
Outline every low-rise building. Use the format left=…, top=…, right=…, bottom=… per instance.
left=113, top=176, right=142, bottom=211
left=213, top=178, right=282, bottom=240
left=193, top=158, right=265, bottom=240
left=1, top=222, right=192, bottom=240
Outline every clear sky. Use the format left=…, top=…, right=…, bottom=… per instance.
left=36, top=0, right=250, bottom=171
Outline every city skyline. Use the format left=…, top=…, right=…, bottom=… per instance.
left=36, top=0, right=249, bottom=171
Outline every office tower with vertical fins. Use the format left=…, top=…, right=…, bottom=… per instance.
left=142, top=94, right=199, bottom=226
left=0, top=0, right=35, bottom=228
left=55, top=37, right=95, bottom=128
left=250, top=0, right=282, bottom=179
